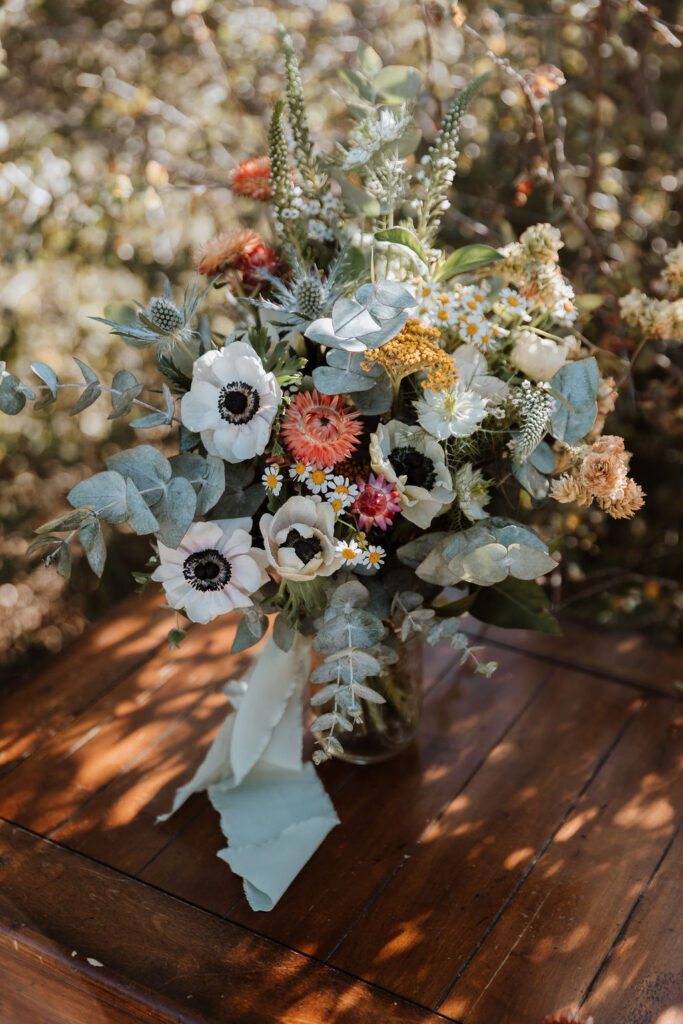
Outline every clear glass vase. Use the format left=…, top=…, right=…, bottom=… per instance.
left=312, top=635, right=424, bottom=765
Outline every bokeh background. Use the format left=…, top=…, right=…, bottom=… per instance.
left=1, top=0, right=681, bottom=680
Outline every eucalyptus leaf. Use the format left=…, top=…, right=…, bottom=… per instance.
left=70, top=381, right=101, bottom=416
left=106, top=446, right=172, bottom=505
left=0, top=373, right=28, bottom=415
left=129, top=410, right=168, bottom=429
left=36, top=508, right=94, bottom=534
left=79, top=518, right=107, bottom=577
left=356, top=40, right=383, bottom=76
left=57, top=540, right=72, bottom=580
left=125, top=479, right=160, bottom=534
left=26, top=535, right=64, bottom=557
left=273, top=614, right=295, bottom=652
left=549, top=357, right=599, bottom=442
left=30, top=361, right=58, bottom=398
left=73, top=357, right=99, bottom=385
left=154, top=475, right=197, bottom=548
left=231, top=612, right=268, bottom=654
left=314, top=609, right=384, bottom=653
left=109, top=382, right=145, bottom=419
left=68, top=471, right=128, bottom=524
left=328, top=580, right=369, bottom=609
left=433, top=244, right=503, bottom=282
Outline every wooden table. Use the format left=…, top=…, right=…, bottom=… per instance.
left=0, top=593, right=681, bottom=1024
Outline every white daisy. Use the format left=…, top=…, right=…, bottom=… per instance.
left=152, top=520, right=268, bottom=625
left=289, top=460, right=311, bottom=483
left=455, top=310, right=488, bottom=345
left=329, top=475, right=359, bottom=508
left=180, top=342, right=281, bottom=464
left=262, top=465, right=283, bottom=496
left=363, top=544, right=385, bottom=569
left=497, top=287, right=529, bottom=318
left=306, top=466, right=333, bottom=495
left=336, top=539, right=363, bottom=566
left=415, top=382, right=489, bottom=440
left=369, top=420, right=455, bottom=529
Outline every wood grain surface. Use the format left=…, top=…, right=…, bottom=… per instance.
left=0, top=594, right=680, bottom=1023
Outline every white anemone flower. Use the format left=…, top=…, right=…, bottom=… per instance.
left=369, top=420, right=454, bottom=529
left=451, top=344, right=509, bottom=405
left=152, top=520, right=268, bottom=624
left=415, top=383, right=488, bottom=439
left=453, top=463, right=491, bottom=522
left=180, top=342, right=281, bottom=463
left=260, top=495, right=343, bottom=582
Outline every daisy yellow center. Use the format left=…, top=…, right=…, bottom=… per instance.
left=437, top=310, right=450, bottom=321
left=331, top=498, right=344, bottom=513
left=335, top=483, right=350, bottom=495
left=465, top=322, right=479, bottom=337
left=341, top=547, right=356, bottom=560
left=506, top=295, right=520, bottom=307
left=266, top=474, right=279, bottom=490
left=310, top=469, right=326, bottom=486
left=294, top=461, right=307, bottom=475
left=367, top=551, right=381, bottom=564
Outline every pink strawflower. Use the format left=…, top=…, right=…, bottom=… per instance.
left=352, top=473, right=401, bottom=531
left=281, top=389, right=363, bottom=468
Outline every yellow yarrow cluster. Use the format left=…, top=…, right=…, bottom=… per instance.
left=361, top=318, right=458, bottom=393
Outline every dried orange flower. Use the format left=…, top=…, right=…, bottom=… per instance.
left=194, top=229, right=279, bottom=289
left=362, top=319, right=458, bottom=393
left=542, top=1012, right=593, bottom=1024
left=551, top=473, right=591, bottom=507
left=579, top=436, right=629, bottom=501
left=228, top=157, right=272, bottom=201
left=601, top=478, right=646, bottom=520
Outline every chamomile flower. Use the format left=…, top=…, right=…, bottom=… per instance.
left=455, top=311, right=488, bottom=345
left=329, top=475, right=359, bottom=509
left=289, top=460, right=311, bottom=483
left=363, top=544, right=386, bottom=569
left=336, top=539, right=363, bottom=566
left=497, top=287, right=529, bottom=318
left=306, top=466, right=333, bottom=495
left=262, top=465, right=283, bottom=496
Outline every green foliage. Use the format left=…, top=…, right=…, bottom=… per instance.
left=433, top=244, right=503, bottom=282
left=470, top=578, right=562, bottom=635
left=549, top=358, right=599, bottom=442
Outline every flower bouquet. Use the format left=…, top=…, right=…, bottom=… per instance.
left=0, top=34, right=644, bottom=909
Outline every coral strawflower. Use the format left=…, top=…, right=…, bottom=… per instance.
left=194, top=229, right=279, bottom=290
left=281, top=389, right=363, bottom=468
left=228, top=157, right=272, bottom=201
left=352, top=473, right=401, bottom=532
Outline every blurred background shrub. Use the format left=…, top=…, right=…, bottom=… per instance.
left=0, top=0, right=681, bottom=679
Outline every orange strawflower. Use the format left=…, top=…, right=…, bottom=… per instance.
left=194, top=229, right=279, bottom=289
left=281, top=389, right=363, bottom=468
left=228, top=157, right=272, bottom=201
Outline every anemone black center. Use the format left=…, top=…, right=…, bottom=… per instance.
left=282, top=528, right=323, bottom=566
left=389, top=445, right=437, bottom=490
left=183, top=549, right=232, bottom=591
left=218, top=381, right=260, bottom=424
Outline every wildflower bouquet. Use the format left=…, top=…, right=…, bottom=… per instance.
left=0, top=36, right=644, bottom=908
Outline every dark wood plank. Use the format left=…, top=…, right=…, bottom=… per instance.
left=226, top=646, right=551, bottom=956
left=582, top=824, right=683, bottom=1024
left=328, top=669, right=642, bottom=1006
left=0, top=945, right=153, bottom=1024
left=0, top=821, right=449, bottom=1024
left=468, top=616, right=682, bottom=696
left=439, top=699, right=682, bottom=1023
left=0, top=614, right=245, bottom=835
left=0, top=592, right=171, bottom=775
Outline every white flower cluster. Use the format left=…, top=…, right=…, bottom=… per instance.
left=412, top=278, right=510, bottom=351
left=341, top=107, right=412, bottom=169
left=277, top=185, right=342, bottom=243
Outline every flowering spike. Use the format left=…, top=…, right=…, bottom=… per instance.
left=280, top=28, right=320, bottom=191
left=415, top=72, right=489, bottom=246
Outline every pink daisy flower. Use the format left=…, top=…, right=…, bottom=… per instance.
left=352, top=473, right=401, bottom=531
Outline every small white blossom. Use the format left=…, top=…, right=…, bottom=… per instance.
left=305, top=466, right=334, bottom=495
left=336, top=539, right=363, bottom=566
left=262, top=465, right=283, bottom=496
